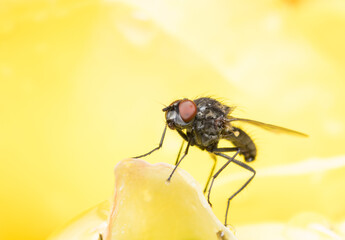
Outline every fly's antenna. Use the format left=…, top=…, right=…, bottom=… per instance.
left=162, top=105, right=173, bottom=112
left=153, top=99, right=168, bottom=108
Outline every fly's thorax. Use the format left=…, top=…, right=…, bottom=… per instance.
left=190, top=106, right=228, bottom=148
left=194, top=99, right=229, bottom=134
left=192, top=116, right=224, bottom=148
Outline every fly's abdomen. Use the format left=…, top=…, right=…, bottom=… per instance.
left=223, top=127, right=257, bottom=162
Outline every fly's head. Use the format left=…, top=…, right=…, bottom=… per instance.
left=163, top=99, right=197, bottom=131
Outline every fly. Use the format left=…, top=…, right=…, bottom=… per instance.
left=134, top=97, right=307, bottom=226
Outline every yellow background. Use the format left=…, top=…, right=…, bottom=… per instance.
left=1, top=0, right=345, bottom=239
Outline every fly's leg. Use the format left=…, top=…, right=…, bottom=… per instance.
left=175, top=140, right=185, bottom=165
left=213, top=147, right=239, bottom=153
left=134, top=125, right=167, bottom=158
left=98, top=233, right=103, bottom=240
left=203, top=154, right=217, bottom=194
left=207, top=148, right=240, bottom=207
left=214, top=152, right=256, bottom=226
left=167, top=140, right=191, bottom=182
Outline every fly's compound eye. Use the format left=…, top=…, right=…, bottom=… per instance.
left=178, top=99, right=197, bottom=123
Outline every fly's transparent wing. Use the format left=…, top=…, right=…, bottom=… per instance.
left=229, top=118, right=308, bottom=137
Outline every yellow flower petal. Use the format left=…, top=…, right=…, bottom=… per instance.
left=48, top=159, right=236, bottom=240
left=236, top=212, right=345, bottom=240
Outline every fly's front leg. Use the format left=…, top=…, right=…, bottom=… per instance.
left=134, top=125, right=167, bottom=158
left=167, top=140, right=191, bottom=182
left=174, top=129, right=189, bottom=166
left=175, top=140, right=185, bottom=165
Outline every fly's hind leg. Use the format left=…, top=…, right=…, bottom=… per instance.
left=207, top=148, right=240, bottom=207
left=213, top=152, right=256, bottom=226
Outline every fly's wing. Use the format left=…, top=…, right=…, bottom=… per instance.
left=229, top=118, right=308, bottom=137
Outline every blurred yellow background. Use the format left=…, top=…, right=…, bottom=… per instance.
left=1, top=0, right=345, bottom=239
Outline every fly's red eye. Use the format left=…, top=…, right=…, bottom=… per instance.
left=179, top=99, right=197, bottom=123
